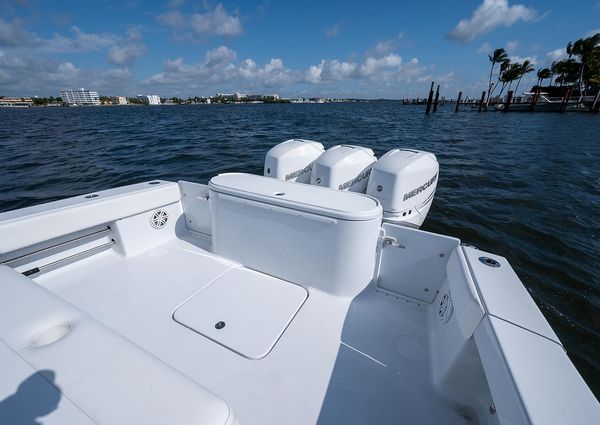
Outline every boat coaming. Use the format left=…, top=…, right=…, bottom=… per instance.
left=0, top=177, right=598, bottom=425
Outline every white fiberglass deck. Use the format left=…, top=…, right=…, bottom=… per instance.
left=35, top=234, right=471, bottom=425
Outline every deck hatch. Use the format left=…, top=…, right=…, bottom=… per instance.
left=173, top=267, right=308, bottom=359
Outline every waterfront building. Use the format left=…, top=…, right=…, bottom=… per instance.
left=0, top=97, right=33, bottom=107
left=147, top=95, right=161, bottom=105
left=116, top=96, right=128, bottom=105
left=60, top=88, right=100, bottom=106
left=137, top=94, right=161, bottom=105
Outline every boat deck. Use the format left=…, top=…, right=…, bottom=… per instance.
left=35, top=233, right=473, bottom=425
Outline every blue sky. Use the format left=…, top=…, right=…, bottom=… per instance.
left=1, top=0, right=599, bottom=98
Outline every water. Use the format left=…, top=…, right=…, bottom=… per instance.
left=1, top=103, right=599, bottom=396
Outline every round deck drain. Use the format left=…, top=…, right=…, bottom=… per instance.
left=479, top=256, right=500, bottom=268
left=215, top=321, right=226, bottom=330
left=150, top=209, right=169, bottom=229
left=438, top=293, right=453, bottom=324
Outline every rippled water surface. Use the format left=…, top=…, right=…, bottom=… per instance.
left=1, top=103, right=599, bottom=396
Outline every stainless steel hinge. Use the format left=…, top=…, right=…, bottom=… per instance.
left=380, top=235, right=405, bottom=249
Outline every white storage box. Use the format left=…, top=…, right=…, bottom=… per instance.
left=209, top=173, right=382, bottom=297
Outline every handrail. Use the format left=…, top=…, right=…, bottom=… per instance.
left=1, top=226, right=111, bottom=265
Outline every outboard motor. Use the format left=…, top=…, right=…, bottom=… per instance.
left=366, top=149, right=439, bottom=228
left=310, top=145, right=377, bottom=192
left=264, top=139, right=325, bottom=183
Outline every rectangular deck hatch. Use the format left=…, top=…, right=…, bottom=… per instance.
left=173, top=267, right=308, bottom=359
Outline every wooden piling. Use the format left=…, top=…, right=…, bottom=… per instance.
left=560, top=88, right=572, bottom=113
left=455, top=91, right=463, bottom=112
left=433, top=85, right=440, bottom=112
left=425, top=82, right=435, bottom=115
left=530, top=88, right=540, bottom=112
left=590, top=88, right=600, bottom=113
left=478, top=91, right=486, bottom=112
left=504, top=91, right=513, bottom=112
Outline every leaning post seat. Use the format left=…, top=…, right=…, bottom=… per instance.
left=0, top=265, right=236, bottom=425
left=208, top=173, right=383, bottom=298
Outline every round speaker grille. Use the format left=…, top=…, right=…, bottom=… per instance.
left=150, top=209, right=169, bottom=229
left=438, top=292, right=454, bottom=323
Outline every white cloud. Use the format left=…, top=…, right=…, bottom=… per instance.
left=205, top=45, right=237, bottom=66
left=324, top=24, right=339, bottom=37
left=0, top=19, right=119, bottom=53
left=546, top=48, right=567, bottom=62
left=107, top=30, right=147, bottom=66
left=478, top=42, right=491, bottom=53
left=143, top=44, right=427, bottom=97
left=158, top=3, right=243, bottom=40
left=356, top=54, right=402, bottom=78
left=506, top=40, right=519, bottom=52
left=146, top=50, right=296, bottom=92
left=146, top=46, right=243, bottom=86
left=437, top=71, right=455, bottom=83
left=157, top=11, right=186, bottom=29
left=0, top=18, right=34, bottom=47
left=508, top=55, right=537, bottom=65
left=305, top=53, right=425, bottom=85
left=248, top=58, right=296, bottom=87
left=366, top=33, right=404, bottom=57
left=0, top=50, right=136, bottom=95
left=190, top=4, right=242, bottom=37
left=305, top=59, right=357, bottom=82
left=107, top=43, right=146, bottom=66
left=586, top=28, right=600, bottom=37
left=447, top=0, right=538, bottom=43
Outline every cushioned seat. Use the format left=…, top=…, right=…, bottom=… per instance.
left=0, top=265, right=236, bottom=425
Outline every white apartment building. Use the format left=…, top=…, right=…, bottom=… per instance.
left=116, top=96, right=128, bottom=105
left=147, top=95, right=161, bottom=105
left=137, top=95, right=161, bottom=105
left=60, top=88, right=100, bottom=106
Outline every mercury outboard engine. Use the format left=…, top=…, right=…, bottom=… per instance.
left=310, top=145, right=377, bottom=192
left=366, top=149, right=438, bottom=228
left=264, top=139, right=325, bottom=183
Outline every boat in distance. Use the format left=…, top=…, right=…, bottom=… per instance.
left=0, top=139, right=598, bottom=425
left=495, top=91, right=587, bottom=112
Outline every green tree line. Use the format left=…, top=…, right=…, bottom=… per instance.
left=486, top=32, right=600, bottom=105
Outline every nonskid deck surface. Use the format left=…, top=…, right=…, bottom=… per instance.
left=36, top=234, right=472, bottom=425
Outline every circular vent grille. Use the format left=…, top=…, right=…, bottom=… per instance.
left=438, top=292, right=454, bottom=323
left=150, top=209, right=169, bottom=229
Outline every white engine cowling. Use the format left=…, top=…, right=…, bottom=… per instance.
left=366, top=149, right=438, bottom=228
left=264, top=139, right=325, bottom=183
left=310, top=145, right=377, bottom=192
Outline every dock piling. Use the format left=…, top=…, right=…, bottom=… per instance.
left=433, top=85, right=440, bottom=112
left=504, top=91, right=513, bottom=112
left=590, top=88, right=600, bottom=113
left=425, top=82, right=435, bottom=115
left=530, top=89, right=540, bottom=112
left=478, top=91, right=486, bottom=112
left=560, top=88, right=573, bottom=113
left=455, top=92, right=463, bottom=112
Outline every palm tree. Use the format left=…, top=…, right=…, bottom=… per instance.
left=514, top=60, right=535, bottom=94
left=498, top=63, right=522, bottom=99
left=554, top=59, right=580, bottom=86
left=571, top=33, right=600, bottom=96
left=486, top=48, right=508, bottom=106
left=549, top=61, right=558, bottom=86
left=536, top=68, right=552, bottom=86
left=488, top=58, right=511, bottom=103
